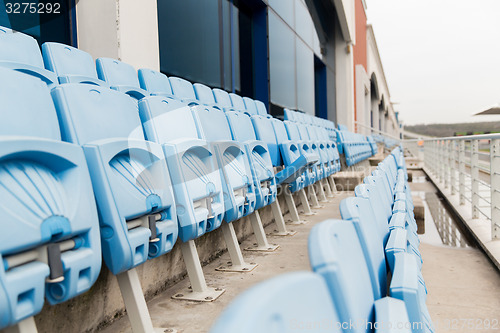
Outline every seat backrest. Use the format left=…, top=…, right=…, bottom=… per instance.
left=138, top=69, right=173, bottom=96
left=193, top=83, right=217, bottom=105
left=42, top=43, right=99, bottom=81
left=225, top=111, right=257, bottom=142
left=0, top=69, right=60, bottom=140
left=210, top=271, right=341, bottom=333
left=254, top=100, right=268, bottom=116
left=339, top=197, right=388, bottom=299
left=192, top=106, right=233, bottom=142
left=242, top=97, right=258, bottom=115
left=251, top=115, right=280, bottom=166
left=51, top=84, right=145, bottom=145
left=297, top=123, right=311, bottom=141
left=294, top=112, right=305, bottom=123
left=0, top=26, right=44, bottom=69
left=96, top=58, right=141, bottom=88
left=229, top=93, right=245, bottom=111
left=213, top=88, right=233, bottom=109
left=354, top=184, right=391, bottom=241
left=307, top=125, right=319, bottom=140
left=169, top=77, right=197, bottom=101
left=283, top=121, right=301, bottom=141
left=271, top=118, right=289, bottom=144
left=284, top=109, right=295, bottom=121
left=308, top=219, right=375, bottom=333
left=138, top=97, right=200, bottom=143
left=338, top=124, right=348, bottom=131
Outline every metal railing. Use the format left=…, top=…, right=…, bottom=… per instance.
left=351, top=123, right=499, bottom=241
left=407, top=133, right=500, bottom=240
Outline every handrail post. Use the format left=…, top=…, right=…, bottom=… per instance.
left=471, top=139, right=480, bottom=219
left=444, top=140, right=450, bottom=189
left=439, top=140, right=445, bottom=183
left=450, top=140, right=456, bottom=195
left=458, top=140, right=465, bottom=205
left=491, top=139, right=500, bottom=239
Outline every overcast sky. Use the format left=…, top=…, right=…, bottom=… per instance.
left=365, top=0, right=500, bottom=125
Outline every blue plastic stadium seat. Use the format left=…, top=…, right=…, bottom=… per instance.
left=213, top=88, right=236, bottom=112
left=390, top=253, right=434, bottom=333
left=296, top=123, right=324, bottom=180
left=0, top=69, right=101, bottom=329
left=0, top=26, right=57, bottom=87
left=337, top=130, right=373, bottom=166
left=210, top=272, right=342, bottom=333
left=225, top=111, right=277, bottom=209
left=51, top=84, right=178, bottom=275
left=242, top=97, right=258, bottom=115
left=192, top=105, right=256, bottom=221
left=306, top=124, right=333, bottom=177
left=254, top=100, right=269, bottom=116
left=283, top=108, right=295, bottom=121
left=309, top=219, right=412, bottom=333
left=368, top=136, right=378, bottom=155
left=138, top=97, right=225, bottom=240
left=169, top=77, right=199, bottom=105
left=282, top=120, right=318, bottom=188
left=193, top=83, right=218, bottom=106
left=138, top=68, right=174, bottom=98
left=42, top=42, right=108, bottom=87
left=229, top=93, right=246, bottom=111
left=252, top=115, right=311, bottom=190
left=96, top=58, right=149, bottom=99
left=339, top=197, right=388, bottom=299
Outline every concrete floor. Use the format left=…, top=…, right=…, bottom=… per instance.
left=100, top=170, right=500, bottom=333
left=99, top=192, right=352, bottom=333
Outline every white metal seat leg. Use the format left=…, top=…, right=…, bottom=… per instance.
left=172, top=240, right=225, bottom=302
left=316, top=179, right=329, bottom=203
left=5, top=317, right=38, bottom=333
left=117, top=268, right=177, bottom=333
left=216, top=222, right=258, bottom=272
left=323, top=177, right=334, bottom=198
left=245, top=211, right=279, bottom=252
left=298, top=188, right=316, bottom=215
left=283, top=190, right=308, bottom=225
left=269, top=199, right=297, bottom=236
left=308, top=185, right=323, bottom=209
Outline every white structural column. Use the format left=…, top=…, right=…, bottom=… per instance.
left=355, top=65, right=371, bottom=135
left=76, top=0, right=160, bottom=70
left=335, top=38, right=355, bottom=130
left=371, top=98, right=379, bottom=133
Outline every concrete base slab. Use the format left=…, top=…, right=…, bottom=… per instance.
left=269, top=230, right=298, bottom=237
left=369, top=157, right=383, bottom=166
left=155, top=328, right=176, bottom=333
left=244, top=244, right=280, bottom=252
left=300, top=210, right=317, bottom=216
left=285, top=219, right=308, bottom=225
left=413, top=195, right=425, bottom=234
left=333, top=171, right=364, bottom=191
left=215, top=262, right=258, bottom=273
left=171, top=287, right=225, bottom=302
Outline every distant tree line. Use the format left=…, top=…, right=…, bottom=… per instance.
left=404, top=121, right=500, bottom=137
